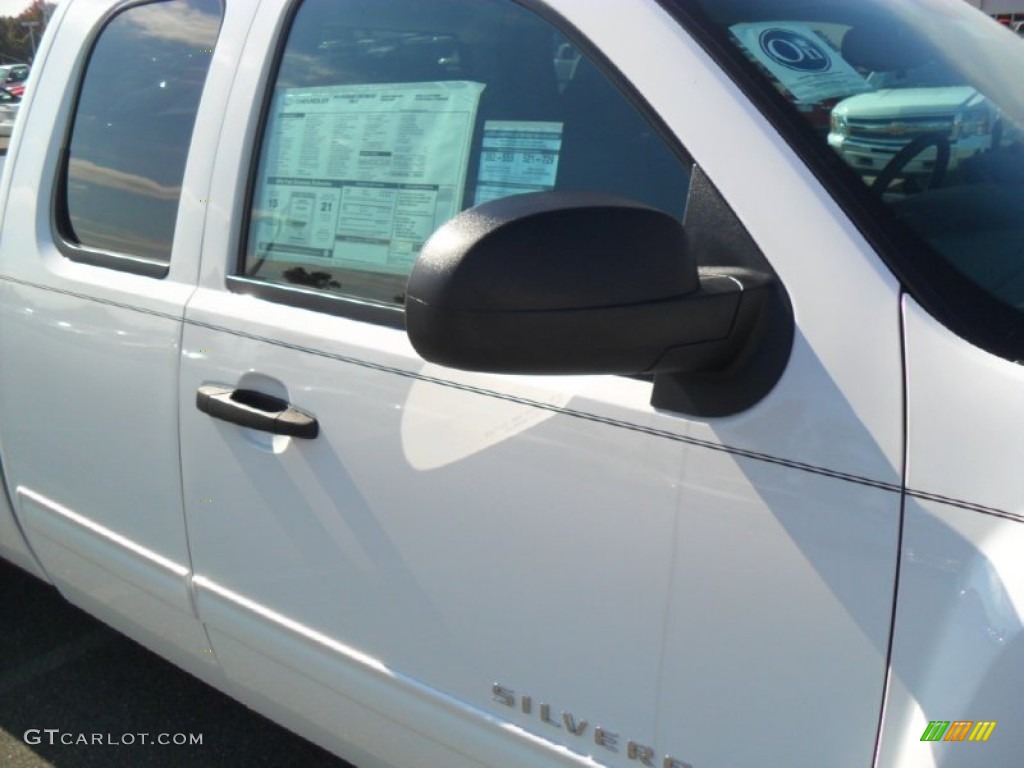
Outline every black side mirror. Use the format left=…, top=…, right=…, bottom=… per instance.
left=406, top=188, right=792, bottom=415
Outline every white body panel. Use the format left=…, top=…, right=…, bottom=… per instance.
left=1, top=1, right=1019, bottom=767
left=875, top=298, right=1024, bottom=767
left=173, top=1, right=903, bottom=766
left=0, top=0, right=72, bottom=584
left=0, top=0, right=256, bottom=670
left=0, top=480, right=44, bottom=579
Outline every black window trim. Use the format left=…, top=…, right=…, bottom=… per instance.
left=226, top=274, right=407, bottom=329
left=50, top=0, right=223, bottom=281
left=232, top=0, right=697, bottom=324
left=657, top=0, right=1024, bottom=362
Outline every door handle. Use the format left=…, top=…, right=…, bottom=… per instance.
left=196, top=385, right=319, bottom=439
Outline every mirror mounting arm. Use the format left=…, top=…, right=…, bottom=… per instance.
left=652, top=269, right=793, bottom=417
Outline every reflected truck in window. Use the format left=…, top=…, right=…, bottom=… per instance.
left=1, top=2, right=1023, bottom=768
left=829, top=86, right=999, bottom=184
left=825, top=51, right=1009, bottom=190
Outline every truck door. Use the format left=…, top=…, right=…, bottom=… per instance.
left=179, top=0, right=905, bottom=766
left=0, top=0, right=239, bottom=668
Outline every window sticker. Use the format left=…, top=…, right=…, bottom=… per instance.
left=730, top=22, right=871, bottom=104
left=252, top=81, right=485, bottom=275
left=473, top=120, right=564, bottom=206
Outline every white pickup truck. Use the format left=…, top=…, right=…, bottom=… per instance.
left=1, top=1, right=1023, bottom=767
left=829, top=86, right=998, bottom=185
left=826, top=53, right=1009, bottom=191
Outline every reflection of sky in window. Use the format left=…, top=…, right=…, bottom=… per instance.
left=66, top=0, right=222, bottom=260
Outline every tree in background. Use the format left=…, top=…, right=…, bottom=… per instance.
left=0, top=1, right=57, bottom=64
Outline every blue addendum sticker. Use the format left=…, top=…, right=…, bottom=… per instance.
left=758, top=27, right=832, bottom=72
left=731, top=22, right=872, bottom=104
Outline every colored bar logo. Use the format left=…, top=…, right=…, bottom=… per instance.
left=921, top=721, right=996, bottom=742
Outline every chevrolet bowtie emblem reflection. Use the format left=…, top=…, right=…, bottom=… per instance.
left=921, top=720, right=997, bottom=742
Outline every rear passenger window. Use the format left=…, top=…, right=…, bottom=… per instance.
left=60, top=0, right=222, bottom=267
left=242, top=0, right=691, bottom=312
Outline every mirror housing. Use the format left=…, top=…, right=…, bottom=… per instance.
left=406, top=190, right=792, bottom=415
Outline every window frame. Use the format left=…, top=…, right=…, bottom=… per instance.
left=229, top=0, right=696, bottom=328
left=51, top=0, right=223, bottom=279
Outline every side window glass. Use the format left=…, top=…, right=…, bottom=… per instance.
left=61, top=0, right=223, bottom=265
left=243, top=0, right=691, bottom=310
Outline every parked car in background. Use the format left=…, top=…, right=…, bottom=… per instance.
left=0, top=63, right=29, bottom=97
left=829, top=86, right=1000, bottom=189
left=0, top=87, right=21, bottom=138
left=826, top=49, right=1011, bottom=191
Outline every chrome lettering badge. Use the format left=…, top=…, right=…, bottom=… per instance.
left=492, top=683, right=693, bottom=768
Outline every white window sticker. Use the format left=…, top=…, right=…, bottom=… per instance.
left=253, top=81, right=485, bottom=274
left=730, top=22, right=871, bottom=104
left=474, top=120, right=564, bottom=206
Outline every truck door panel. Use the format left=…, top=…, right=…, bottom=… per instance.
left=178, top=1, right=904, bottom=766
